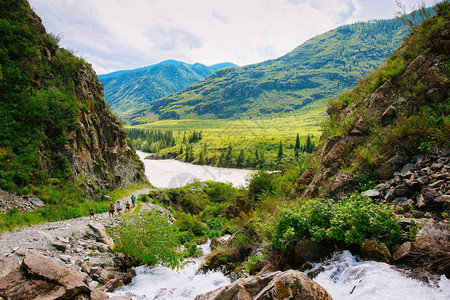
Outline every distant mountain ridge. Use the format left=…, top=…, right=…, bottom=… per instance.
left=128, top=17, right=410, bottom=123
left=99, top=60, right=236, bottom=116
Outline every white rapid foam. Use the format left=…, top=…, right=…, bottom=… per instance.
left=109, top=240, right=230, bottom=299
left=137, top=150, right=254, bottom=188
left=313, top=251, right=450, bottom=300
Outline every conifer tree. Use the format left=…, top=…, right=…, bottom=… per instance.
left=277, top=141, right=283, bottom=161
left=295, top=133, right=300, bottom=158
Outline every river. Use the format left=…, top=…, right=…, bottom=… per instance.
left=109, top=239, right=230, bottom=299
left=136, top=150, right=254, bottom=188
left=112, top=152, right=450, bottom=299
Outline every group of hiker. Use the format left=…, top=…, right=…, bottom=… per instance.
left=89, top=194, right=137, bottom=219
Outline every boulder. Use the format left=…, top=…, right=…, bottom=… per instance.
left=414, top=219, right=449, bottom=252
left=195, top=270, right=332, bottom=300
left=0, top=253, right=91, bottom=299
left=0, top=255, right=19, bottom=279
left=363, top=189, right=380, bottom=198
left=360, top=238, right=391, bottom=263
left=293, top=240, right=331, bottom=266
left=393, top=242, right=413, bottom=262
left=88, top=223, right=115, bottom=250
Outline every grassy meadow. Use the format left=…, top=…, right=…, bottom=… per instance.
left=126, top=102, right=326, bottom=169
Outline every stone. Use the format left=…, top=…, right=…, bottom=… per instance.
left=89, top=280, right=99, bottom=291
left=0, top=255, right=19, bottom=279
left=363, top=189, right=380, bottom=198
left=393, top=242, right=413, bottom=262
left=435, top=195, right=450, bottom=203
left=393, top=197, right=414, bottom=209
left=52, top=239, right=68, bottom=252
left=0, top=253, right=90, bottom=299
left=194, top=270, right=332, bottom=300
left=385, top=189, right=395, bottom=202
left=91, top=290, right=111, bottom=300
left=421, top=187, right=440, bottom=205
left=109, top=296, right=132, bottom=300
left=293, top=240, right=331, bottom=266
left=88, top=223, right=115, bottom=250
left=360, top=238, right=392, bottom=263
left=401, top=163, right=416, bottom=176
left=103, top=195, right=112, bottom=201
left=415, top=219, right=450, bottom=252
left=81, top=261, right=91, bottom=274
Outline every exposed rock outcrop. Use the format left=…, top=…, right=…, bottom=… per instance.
left=63, top=63, right=147, bottom=197
left=290, top=16, right=450, bottom=200
left=195, top=270, right=333, bottom=300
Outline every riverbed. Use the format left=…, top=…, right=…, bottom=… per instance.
left=137, top=150, right=254, bottom=188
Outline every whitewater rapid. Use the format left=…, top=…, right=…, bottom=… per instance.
left=313, top=251, right=450, bottom=300
left=108, top=240, right=230, bottom=299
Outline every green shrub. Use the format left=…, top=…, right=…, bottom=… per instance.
left=248, top=170, right=276, bottom=204
left=174, top=212, right=207, bottom=236
left=110, top=212, right=182, bottom=268
left=272, top=193, right=402, bottom=251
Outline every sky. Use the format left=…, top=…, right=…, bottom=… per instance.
left=28, top=0, right=437, bottom=75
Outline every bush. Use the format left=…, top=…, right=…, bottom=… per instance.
left=247, top=170, right=276, bottom=204
left=272, top=193, right=402, bottom=251
left=174, top=212, right=207, bottom=236
left=111, top=212, right=182, bottom=268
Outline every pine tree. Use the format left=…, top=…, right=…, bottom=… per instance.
left=294, top=133, right=300, bottom=158
left=237, top=149, right=245, bottom=167
left=277, top=141, right=283, bottom=161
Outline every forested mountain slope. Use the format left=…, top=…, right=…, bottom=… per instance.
left=99, top=60, right=236, bottom=117
left=131, top=18, right=409, bottom=123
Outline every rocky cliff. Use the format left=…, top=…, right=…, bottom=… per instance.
left=62, top=63, right=147, bottom=195
left=291, top=2, right=449, bottom=201
left=0, top=0, right=147, bottom=194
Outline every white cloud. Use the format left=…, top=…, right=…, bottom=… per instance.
left=28, top=0, right=438, bottom=74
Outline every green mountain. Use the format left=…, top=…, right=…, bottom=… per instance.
left=0, top=0, right=146, bottom=193
left=130, top=18, right=409, bottom=123
left=99, top=60, right=236, bottom=116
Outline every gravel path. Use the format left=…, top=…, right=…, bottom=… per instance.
left=0, top=189, right=155, bottom=257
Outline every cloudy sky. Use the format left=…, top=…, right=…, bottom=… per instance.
left=29, top=0, right=437, bottom=75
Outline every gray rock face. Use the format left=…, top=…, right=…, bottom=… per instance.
left=195, top=270, right=333, bottom=300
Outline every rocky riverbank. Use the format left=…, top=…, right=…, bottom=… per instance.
left=0, top=192, right=166, bottom=300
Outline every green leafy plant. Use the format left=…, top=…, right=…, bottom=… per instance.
left=110, top=212, right=182, bottom=268
left=272, top=193, right=402, bottom=251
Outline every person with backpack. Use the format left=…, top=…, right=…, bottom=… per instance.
left=116, top=200, right=122, bottom=216
left=108, top=202, right=115, bottom=217
left=131, top=194, right=136, bottom=208
left=89, top=207, right=95, bottom=219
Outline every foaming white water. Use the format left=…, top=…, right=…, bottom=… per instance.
left=109, top=240, right=230, bottom=299
left=313, top=251, right=449, bottom=300
left=136, top=150, right=254, bottom=188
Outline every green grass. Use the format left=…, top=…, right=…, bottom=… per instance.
left=105, top=182, right=153, bottom=201
left=128, top=106, right=324, bottom=169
